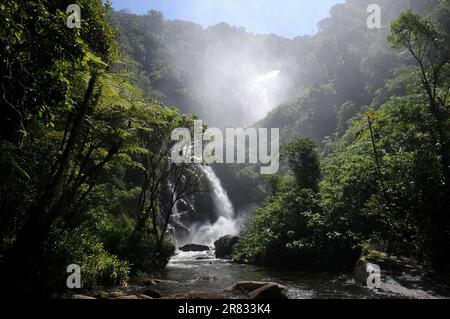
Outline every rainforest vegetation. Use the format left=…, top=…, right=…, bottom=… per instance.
left=0, top=0, right=449, bottom=297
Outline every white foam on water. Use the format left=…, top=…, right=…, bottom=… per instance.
left=187, top=166, right=238, bottom=246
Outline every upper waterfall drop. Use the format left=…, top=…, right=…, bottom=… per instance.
left=188, top=165, right=239, bottom=246
left=201, top=166, right=234, bottom=220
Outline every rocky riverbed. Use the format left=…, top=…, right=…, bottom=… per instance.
left=66, top=248, right=450, bottom=300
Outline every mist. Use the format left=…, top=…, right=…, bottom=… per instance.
left=163, top=21, right=297, bottom=128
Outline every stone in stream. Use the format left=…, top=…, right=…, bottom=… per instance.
left=225, top=281, right=286, bottom=294
left=248, top=283, right=288, bottom=299
left=354, top=249, right=387, bottom=287
left=179, top=244, right=210, bottom=252
left=163, top=291, right=225, bottom=299
left=214, top=235, right=239, bottom=259
left=108, top=290, right=125, bottom=298
left=353, top=249, right=449, bottom=298
left=71, top=294, right=96, bottom=299
left=142, top=289, right=162, bottom=298
left=143, top=279, right=157, bottom=286
left=200, top=275, right=216, bottom=281
left=113, top=295, right=140, bottom=299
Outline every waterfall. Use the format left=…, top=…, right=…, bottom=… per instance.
left=167, top=198, right=190, bottom=247
left=187, top=166, right=238, bottom=246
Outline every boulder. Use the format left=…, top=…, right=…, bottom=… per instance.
left=248, top=283, right=288, bottom=299
left=71, top=294, right=96, bottom=300
left=128, top=275, right=159, bottom=286
left=354, top=249, right=386, bottom=286
left=142, top=289, right=162, bottom=298
left=179, top=244, right=210, bottom=252
left=163, top=291, right=225, bottom=299
left=142, top=279, right=157, bottom=286
left=113, top=295, right=140, bottom=299
left=353, top=249, right=446, bottom=298
left=214, top=235, right=239, bottom=259
left=108, top=291, right=125, bottom=298
left=225, top=281, right=286, bottom=294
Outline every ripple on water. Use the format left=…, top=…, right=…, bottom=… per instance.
left=151, top=252, right=383, bottom=299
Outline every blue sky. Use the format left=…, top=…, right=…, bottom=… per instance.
left=110, top=0, right=345, bottom=39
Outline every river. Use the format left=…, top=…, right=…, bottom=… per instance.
left=148, top=167, right=440, bottom=299
left=134, top=250, right=384, bottom=299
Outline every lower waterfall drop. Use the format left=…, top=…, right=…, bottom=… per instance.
left=188, top=166, right=238, bottom=246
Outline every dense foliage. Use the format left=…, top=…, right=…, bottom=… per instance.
left=234, top=1, right=450, bottom=272
left=1, top=0, right=449, bottom=298
left=0, top=0, right=204, bottom=297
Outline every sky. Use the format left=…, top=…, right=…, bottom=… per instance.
left=110, top=0, right=345, bottom=39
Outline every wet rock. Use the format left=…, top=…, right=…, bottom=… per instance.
left=354, top=249, right=387, bottom=286
left=200, top=275, right=216, bottom=281
left=248, top=283, right=288, bottom=299
left=179, top=244, right=210, bottom=252
left=113, top=295, right=140, bottom=299
left=142, top=279, right=157, bottom=286
left=196, top=256, right=213, bottom=260
left=128, top=274, right=160, bottom=286
left=142, top=289, right=162, bottom=298
left=71, top=294, right=96, bottom=299
left=225, top=281, right=286, bottom=294
left=214, top=235, right=239, bottom=259
left=163, top=291, right=225, bottom=299
left=379, top=278, right=436, bottom=298
left=354, top=249, right=450, bottom=298
left=108, top=291, right=125, bottom=298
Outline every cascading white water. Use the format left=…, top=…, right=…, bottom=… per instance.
left=167, top=199, right=190, bottom=246
left=187, top=166, right=238, bottom=246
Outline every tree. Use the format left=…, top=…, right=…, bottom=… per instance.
left=389, top=10, right=450, bottom=199
left=7, top=0, right=116, bottom=258
left=282, top=138, right=321, bottom=191
left=389, top=9, right=450, bottom=268
left=130, top=103, right=199, bottom=237
left=0, top=0, right=114, bottom=144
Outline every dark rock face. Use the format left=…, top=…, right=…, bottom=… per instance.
left=179, top=244, right=210, bottom=252
left=214, top=235, right=239, bottom=259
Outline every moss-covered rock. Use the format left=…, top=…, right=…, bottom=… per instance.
left=214, top=235, right=239, bottom=259
left=354, top=248, right=386, bottom=286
